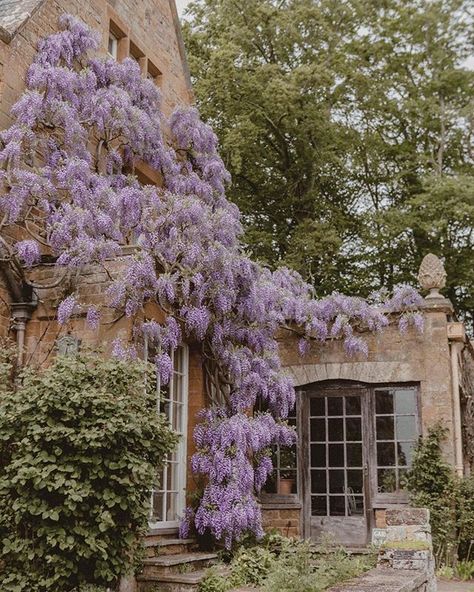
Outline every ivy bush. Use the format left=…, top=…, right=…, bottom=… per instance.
left=0, top=351, right=178, bottom=591
left=406, top=425, right=474, bottom=566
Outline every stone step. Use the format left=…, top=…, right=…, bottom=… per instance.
left=137, top=564, right=227, bottom=592
left=144, top=537, right=196, bottom=557
left=137, top=569, right=206, bottom=592
left=141, top=551, right=219, bottom=577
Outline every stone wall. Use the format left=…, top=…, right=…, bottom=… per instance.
left=329, top=508, right=437, bottom=592
left=261, top=504, right=301, bottom=538
left=279, top=297, right=457, bottom=465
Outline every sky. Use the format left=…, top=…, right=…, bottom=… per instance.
left=176, top=0, right=191, bottom=15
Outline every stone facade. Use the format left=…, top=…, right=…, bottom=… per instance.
left=0, top=0, right=192, bottom=339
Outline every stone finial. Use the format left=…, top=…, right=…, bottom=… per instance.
left=417, top=253, right=446, bottom=299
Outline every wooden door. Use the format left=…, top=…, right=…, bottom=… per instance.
left=300, top=386, right=371, bottom=546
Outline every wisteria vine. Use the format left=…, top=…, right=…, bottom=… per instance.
left=0, top=16, right=424, bottom=548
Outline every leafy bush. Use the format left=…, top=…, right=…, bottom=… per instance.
left=198, top=566, right=231, bottom=592
left=0, top=352, right=178, bottom=591
left=230, top=545, right=276, bottom=587
left=198, top=535, right=374, bottom=592
left=262, top=541, right=373, bottom=592
left=455, top=560, right=474, bottom=581
left=406, top=424, right=474, bottom=566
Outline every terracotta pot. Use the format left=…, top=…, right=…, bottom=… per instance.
left=278, top=478, right=295, bottom=495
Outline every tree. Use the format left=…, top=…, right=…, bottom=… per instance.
left=182, top=0, right=474, bottom=324
left=0, top=15, right=422, bottom=547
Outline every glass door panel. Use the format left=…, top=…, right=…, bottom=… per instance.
left=307, top=391, right=368, bottom=546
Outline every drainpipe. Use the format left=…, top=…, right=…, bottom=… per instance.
left=448, top=322, right=466, bottom=477
left=11, top=300, right=36, bottom=367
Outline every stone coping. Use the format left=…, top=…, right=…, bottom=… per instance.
left=327, top=567, right=428, bottom=592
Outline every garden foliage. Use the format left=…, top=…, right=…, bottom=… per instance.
left=198, top=534, right=375, bottom=592
left=406, top=425, right=474, bottom=566
left=0, top=15, right=423, bottom=546
left=183, top=0, right=474, bottom=327
left=0, top=350, right=177, bottom=591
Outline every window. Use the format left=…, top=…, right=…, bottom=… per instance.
left=106, top=14, right=163, bottom=87
left=263, top=405, right=297, bottom=494
left=107, top=31, right=118, bottom=59
left=129, top=40, right=146, bottom=75
left=147, top=59, right=163, bottom=87
left=108, top=20, right=127, bottom=61
left=374, top=386, right=418, bottom=494
left=144, top=340, right=189, bottom=527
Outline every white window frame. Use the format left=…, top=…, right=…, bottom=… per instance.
left=144, top=338, right=189, bottom=529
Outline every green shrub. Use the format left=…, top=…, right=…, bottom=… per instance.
left=197, top=536, right=374, bottom=592
left=406, top=424, right=474, bottom=566
left=263, top=541, right=373, bottom=592
left=230, top=545, right=276, bottom=587
left=455, top=560, right=474, bottom=581
left=198, top=566, right=232, bottom=592
left=0, top=352, right=178, bottom=591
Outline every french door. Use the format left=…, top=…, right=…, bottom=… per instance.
left=300, top=386, right=371, bottom=546
left=149, top=346, right=189, bottom=528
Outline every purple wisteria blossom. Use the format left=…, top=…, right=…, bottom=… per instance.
left=0, top=16, right=425, bottom=547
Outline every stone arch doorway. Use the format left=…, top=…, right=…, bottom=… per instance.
left=296, top=379, right=420, bottom=546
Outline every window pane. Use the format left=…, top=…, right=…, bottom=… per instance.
left=311, top=470, right=327, bottom=494
left=376, top=390, right=393, bottom=414
left=329, top=496, right=346, bottom=516
left=311, top=418, right=325, bottom=441
left=328, top=418, right=343, bottom=441
left=397, top=441, right=415, bottom=466
left=376, top=416, right=394, bottom=440
left=396, top=416, right=417, bottom=441
left=346, top=443, right=362, bottom=467
left=345, top=396, right=361, bottom=415
left=310, top=397, right=325, bottom=416
left=328, top=444, right=344, bottom=467
left=311, top=444, right=326, bottom=467
left=348, top=495, right=364, bottom=515
left=346, top=417, right=362, bottom=441
left=328, top=397, right=343, bottom=416
left=312, top=496, right=327, bottom=516
left=347, top=469, right=363, bottom=494
left=398, top=468, right=409, bottom=490
left=378, top=469, right=396, bottom=493
left=377, top=442, right=395, bottom=466
left=329, top=470, right=345, bottom=493
left=151, top=491, right=163, bottom=521
left=394, top=389, right=416, bottom=414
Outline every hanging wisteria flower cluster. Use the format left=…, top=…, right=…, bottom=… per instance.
left=0, top=16, right=424, bottom=547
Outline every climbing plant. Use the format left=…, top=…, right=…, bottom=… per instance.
left=0, top=15, right=423, bottom=547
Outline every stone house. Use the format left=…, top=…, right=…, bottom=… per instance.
left=0, top=0, right=473, bottom=568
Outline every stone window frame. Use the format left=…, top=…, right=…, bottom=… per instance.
left=106, top=7, right=164, bottom=88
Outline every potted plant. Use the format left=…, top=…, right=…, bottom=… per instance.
left=278, top=446, right=297, bottom=495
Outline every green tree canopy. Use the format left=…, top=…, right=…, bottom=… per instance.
left=183, top=0, right=474, bottom=325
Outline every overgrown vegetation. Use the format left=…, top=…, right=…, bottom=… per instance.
left=406, top=424, right=474, bottom=567
left=0, top=348, right=177, bottom=592
left=198, top=534, right=375, bottom=592
left=184, top=0, right=474, bottom=327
